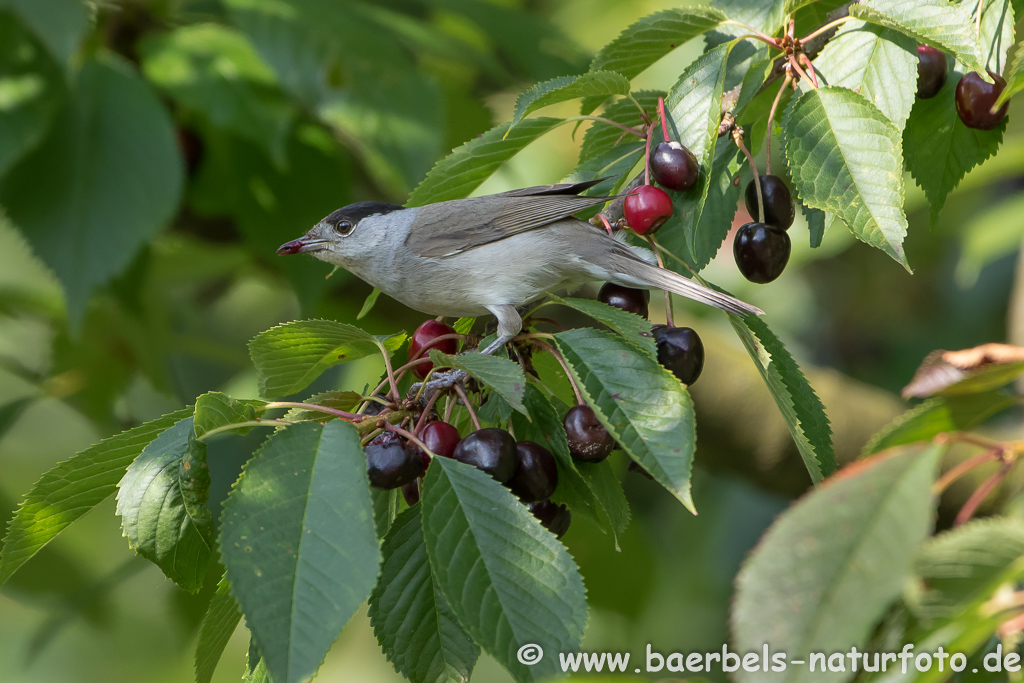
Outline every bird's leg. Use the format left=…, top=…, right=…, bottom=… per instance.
left=480, top=305, right=522, bottom=355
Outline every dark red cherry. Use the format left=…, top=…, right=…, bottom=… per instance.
left=916, top=45, right=948, bottom=99
left=744, top=175, right=794, bottom=230
left=506, top=441, right=558, bottom=503
left=452, top=428, right=517, bottom=482
left=623, top=185, right=673, bottom=234
left=408, top=320, right=458, bottom=379
left=419, top=421, right=461, bottom=459
left=652, top=325, right=704, bottom=385
left=563, top=404, right=614, bottom=463
left=366, top=432, right=425, bottom=489
left=598, top=282, right=650, bottom=318
left=528, top=499, right=571, bottom=538
left=401, top=479, right=420, bottom=506
left=651, top=141, right=699, bottom=191
left=733, top=222, right=791, bottom=284
left=955, top=71, right=1009, bottom=130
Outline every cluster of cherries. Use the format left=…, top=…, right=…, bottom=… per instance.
left=916, top=45, right=1009, bottom=130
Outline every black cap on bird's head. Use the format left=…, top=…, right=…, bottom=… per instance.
left=277, top=201, right=405, bottom=255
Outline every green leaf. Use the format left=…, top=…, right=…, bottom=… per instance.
left=248, top=319, right=401, bottom=398
left=904, top=67, right=1006, bottom=224
left=688, top=140, right=746, bottom=270
left=407, top=117, right=563, bottom=206
left=581, top=7, right=726, bottom=113
left=732, top=444, right=941, bottom=683
left=994, top=35, right=1024, bottom=106
left=729, top=314, right=835, bottom=483
left=804, top=205, right=827, bottom=248
left=357, top=287, right=381, bottom=320
left=512, top=71, right=629, bottom=127
left=371, top=488, right=400, bottom=541
left=551, top=296, right=656, bottom=355
left=220, top=420, right=380, bottom=683
left=0, top=56, right=184, bottom=325
left=862, top=392, right=1019, bottom=456
left=656, top=42, right=735, bottom=270
left=428, top=350, right=526, bottom=415
left=578, top=90, right=661, bottom=164
left=283, top=390, right=363, bottom=422
left=244, top=639, right=270, bottom=683
left=851, top=0, right=986, bottom=73
left=115, top=418, right=214, bottom=592
left=711, top=0, right=786, bottom=35
left=195, top=579, right=242, bottom=683
left=139, top=23, right=295, bottom=167
left=369, top=507, right=479, bottom=683
left=0, top=407, right=191, bottom=588
left=783, top=86, right=910, bottom=269
left=576, top=460, right=630, bottom=540
left=553, top=328, right=697, bottom=512
left=979, top=0, right=1016, bottom=74
left=908, top=517, right=1024, bottom=621
left=812, top=20, right=918, bottom=130
left=421, top=457, right=587, bottom=682
left=193, top=392, right=266, bottom=439
left=0, top=0, right=88, bottom=65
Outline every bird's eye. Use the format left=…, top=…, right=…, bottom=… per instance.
left=334, top=220, right=354, bottom=236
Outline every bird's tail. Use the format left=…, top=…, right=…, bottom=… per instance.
left=599, top=251, right=763, bottom=317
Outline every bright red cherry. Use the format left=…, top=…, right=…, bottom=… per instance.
left=623, top=185, right=673, bottom=234
left=419, top=421, right=461, bottom=459
left=408, top=320, right=458, bottom=379
left=955, top=71, right=1009, bottom=130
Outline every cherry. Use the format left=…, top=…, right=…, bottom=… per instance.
left=401, top=479, right=420, bottom=506
left=598, top=282, right=649, bottom=318
left=365, top=432, right=425, bottom=490
left=419, top=421, right=461, bottom=459
left=955, top=71, right=1009, bottom=130
left=623, top=185, right=673, bottom=235
left=916, top=45, right=948, bottom=99
left=507, top=441, right=558, bottom=502
left=733, top=222, right=791, bottom=284
left=563, top=404, right=614, bottom=463
left=651, top=141, right=699, bottom=191
left=528, top=499, right=571, bottom=538
left=652, top=325, right=704, bottom=385
left=408, top=320, right=458, bottom=379
left=744, top=175, right=794, bottom=230
left=452, top=428, right=517, bottom=482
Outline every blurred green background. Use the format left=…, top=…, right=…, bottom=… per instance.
left=1, top=0, right=1022, bottom=681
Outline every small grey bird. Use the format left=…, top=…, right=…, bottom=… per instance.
left=278, top=180, right=762, bottom=354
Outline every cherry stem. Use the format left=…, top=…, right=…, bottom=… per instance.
left=933, top=447, right=1002, bottom=494
left=799, top=15, right=854, bottom=44
left=766, top=75, right=792, bottom=176
left=596, top=212, right=616, bottom=237
left=787, top=53, right=815, bottom=88
left=197, top=419, right=294, bottom=441
left=414, top=388, right=444, bottom=434
left=382, top=421, right=436, bottom=458
left=798, top=52, right=819, bottom=88
left=733, top=130, right=764, bottom=223
left=644, top=123, right=653, bottom=185
left=452, top=382, right=482, bottom=431
left=525, top=317, right=568, bottom=332
left=975, top=0, right=983, bottom=37
left=648, top=238, right=697, bottom=276
left=379, top=344, right=400, bottom=400
left=657, top=97, right=671, bottom=143
left=563, top=116, right=646, bottom=138
left=443, top=395, right=455, bottom=422
left=361, top=428, right=383, bottom=446
left=626, top=93, right=650, bottom=123
left=412, top=365, right=437, bottom=403
left=646, top=236, right=674, bottom=327
left=531, top=338, right=586, bottom=405
left=264, top=401, right=362, bottom=421
left=722, top=19, right=780, bottom=47
left=954, top=459, right=1013, bottom=526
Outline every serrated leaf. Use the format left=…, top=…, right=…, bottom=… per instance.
left=220, top=421, right=380, bottom=683
left=578, top=90, right=661, bottom=164
left=908, top=517, right=1024, bottom=621
left=980, top=0, right=1015, bottom=74
left=421, top=457, right=587, bottom=682
left=732, top=445, right=941, bottom=683
left=193, top=392, right=266, bottom=438
left=813, top=20, right=918, bottom=130
left=512, top=71, right=629, bottom=128
left=371, top=488, right=401, bottom=541
left=581, top=7, right=726, bottom=113
left=656, top=42, right=736, bottom=271
left=244, top=639, right=270, bottom=683
left=783, top=86, right=910, bottom=268
left=553, top=328, right=697, bottom=512
left=690, top=140, right=745, bottom=269
left=0, top=57, right=184, bottom=325
left=904, top=67, right=1006, bottom=224
left=729, top=314, right=835, bottom=483
left=369, top=507, right=479, bottom=683
left=195, top=579, right=242, bottom=683
left=551, top=296, right=656, bottom=355
left=711, top=0, right=786, bottom=35
left=116, top=418, right=214, bottom=592
left=851, top=0, right=986, bottom=73
left=805, top=205, right=827, bottom=248
left=576, top=460, right=630, bottom=540
left=248, top=319, right=401, bottom=398
left=994, top=35, right=1024, bottom=106
left=863, top=392, right=1019, bottom=456
left=407, top=117, right=563, bottom=206
left=0, top=408, right=192, bottom=588
left=428, top=350, right=526, bottom=415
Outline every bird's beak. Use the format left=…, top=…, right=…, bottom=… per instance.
left=277, top=237, right=328, bottom=255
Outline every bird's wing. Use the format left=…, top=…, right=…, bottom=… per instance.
left=405, top=180, right=614, bottom=258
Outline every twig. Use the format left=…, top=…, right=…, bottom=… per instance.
left=933, top=448, right=1002, bottom=494
left=414, top=388, right=444, bottom=434
left=264, top=402, right=362, bottom=421
left=453, top=383, right=482, bottom=430
left=197, top=419, right=294, bottom=441
left=733, top=129, right=763, bottom=222
left=954, top=460, right=1013, bottom=526
left=765, top=75, right=792, bottom=175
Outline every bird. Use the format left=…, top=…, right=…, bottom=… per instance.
left=278, top=179, right=762, bottom=355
